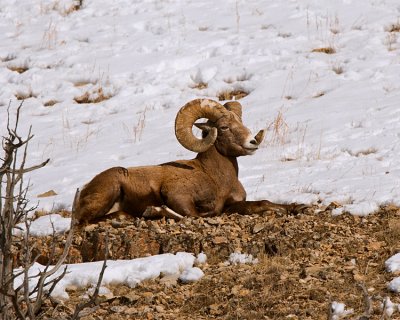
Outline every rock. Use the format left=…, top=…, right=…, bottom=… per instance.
left=110, top=306, right=126, bottom=313
left=155, top=305, right=165, bottom=313
left=143, top=292, right=154, bottom=303
left=252, top=223, right=264, bottom=234
left=159, top=274, right=179, bottom=287
left=213, top=236, right=228, bottom=244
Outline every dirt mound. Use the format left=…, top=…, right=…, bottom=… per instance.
left=19, top=206, right=400, bottom=319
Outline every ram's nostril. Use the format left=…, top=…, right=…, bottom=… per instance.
left=250, top=139, right=258, bottom=145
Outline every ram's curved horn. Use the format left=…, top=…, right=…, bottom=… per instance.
left=175, top=99, right=229, bottom=152
left=224, top=101, right=242, bottom=121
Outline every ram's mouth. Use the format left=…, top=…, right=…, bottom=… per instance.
left=244, top=146, right=258, bottom=154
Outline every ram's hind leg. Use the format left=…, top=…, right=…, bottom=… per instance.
left=74, top=167, right=126, bottom=225
left=225, top=200, right=309, bottom=216
left=143, top=205, right=184, bottom=220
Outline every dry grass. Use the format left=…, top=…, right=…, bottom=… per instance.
left=122, top=107, right=148, bottom=143
left=265, top=109, right=289, bottom=146
left=387, top=22, right=400, bottom=33
left=313, top=91, right=325, bottom=98
left=74, top=87, right=112, bottom=104
left=15, top=90, right=36, bottom=100
left=190, top=82, right=208, bottom=90
left=385, top=33, right=397, bottom=51
left=312, top=46, right=336, bottom=54
left=218, top=89, right=249, bottom=101
left=332, top=63, right=344, bottom=75
left=44, top=100, right=58, bottom=107
left=63, top=0, right=83, bottom=15
left=73, top=80, right=94, bottom=87
left=7, top=65, right=29, bottom=74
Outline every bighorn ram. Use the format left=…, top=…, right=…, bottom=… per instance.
left=74, top=99, right=303, bottom=224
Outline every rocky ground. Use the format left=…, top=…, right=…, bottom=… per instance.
left=16, top=204, right=400, bottom=319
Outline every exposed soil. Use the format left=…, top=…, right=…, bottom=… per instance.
left=18, top=205, right=400, bottom=319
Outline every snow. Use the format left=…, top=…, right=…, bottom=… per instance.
left=386, top=253, right=400, bottom=293
left=2, top=0, right=400, bottom=302
left=227, top=252, right=258, bottom=265
left=385, top=253, right=400, bottom=273
left=330, top=301, right=353, bottom=320
left=0, top=0, right=399, bottom=218
left=14, top=252, right=202, bottom=300
left=195, top=252, right=208, bottom=265
left=179, top=267, right=204, bottom=283
left=381, top=297, right=399, bottom=318
left=14, top=214, right=71, bottom=237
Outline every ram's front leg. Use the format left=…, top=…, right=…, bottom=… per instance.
left=224, top=200, right=309, bottom=216
left=142, top=205, right=184, bottom=220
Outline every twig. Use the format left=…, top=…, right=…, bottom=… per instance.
left=70, top=233, right=109, bottom=320
left=357, top=282, right=372, bottom=318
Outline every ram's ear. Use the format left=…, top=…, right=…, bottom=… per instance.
left=194, top=122, right=215, bottom=138
left=194, top=122, right=214, bottom=132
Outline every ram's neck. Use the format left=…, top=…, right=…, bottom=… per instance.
left=195, top=146, right=239, bottom=177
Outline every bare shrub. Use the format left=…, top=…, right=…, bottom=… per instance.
left=0, top=101, right=105, bottom=319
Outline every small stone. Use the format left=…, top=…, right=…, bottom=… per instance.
left=110, top=306, right=126, bottom=313
left=143, top=291, right=154, bottom=303
left=252, top=223, right=264, bottom=234
left=119, top=292, right=140, bottom=304
left=213, top=236, right=228, bottom=244
left=155, top=305, right=165, bottom=313
left=159, top=274, right=179, bottom=287
left=83, top=224, right=97, bottom=232
left=124, top=307, right=138, bottom=315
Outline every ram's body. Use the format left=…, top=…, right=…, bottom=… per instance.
left=74, top=99, right=301, bottom=224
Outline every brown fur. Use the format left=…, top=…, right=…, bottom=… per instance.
left=74, top=101, right=304, bottom=225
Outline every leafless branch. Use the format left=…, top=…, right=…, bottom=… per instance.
left=357, top=282, right=372, bottom=318
left=70, top=233, right=109, bottom=320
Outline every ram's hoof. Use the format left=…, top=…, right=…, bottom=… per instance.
left=287, top=203, right=311, bottom=215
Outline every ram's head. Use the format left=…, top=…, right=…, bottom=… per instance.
left=175, top=99, right=265, bottom=156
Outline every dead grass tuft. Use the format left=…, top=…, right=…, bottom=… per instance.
left=74, top=87, right=112, bottom=104
left=218, top=89, right=249, bottom=101
left=63, top=0, right=84, bottom=15
left=312, top=47, right=336, bottom=54
left=190, top=82, right=208, bottom=90
left=73, top=80, right=94, bottom=87
left=265, top=109, right=289, bottom=146
left=332, top=64, right=344, bottom=75
left=7, top=65, right=29, bottom=74
left=313, top=91, right=325, bottom=98
left=15, top=90, right=36, bottom=100
left=387, top=22, right=400, bottom=33
left=44, top=100, right=58, bottom=107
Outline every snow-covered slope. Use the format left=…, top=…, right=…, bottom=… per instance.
left=1, top=0, right=400, bottom=215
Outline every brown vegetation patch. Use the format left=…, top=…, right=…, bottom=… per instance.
left=15, top=91, right=36, bottom=100
left=7, top=65, right=29, bottom=74
left=218, top=89, right=249, bottom=101
left=190, top=82, right=208, bottom=90
left=332, top=64, right=344, bottom=75
left=43, top=99, right=58, bottom=107
left=73, top=80, right=94, bottom=87
left=387, top=22, right=400, bottom=33
left=16, top=205, right=400, bottom=319
left=312, top=47, right=336, bottom=54
left=74, top=87, right=112, bottom=104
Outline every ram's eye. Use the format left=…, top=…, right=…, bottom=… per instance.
left=220, top=126, right=229, bottom=131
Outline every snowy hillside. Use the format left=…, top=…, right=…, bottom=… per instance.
left=1, top=0, right=400, bottom=216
